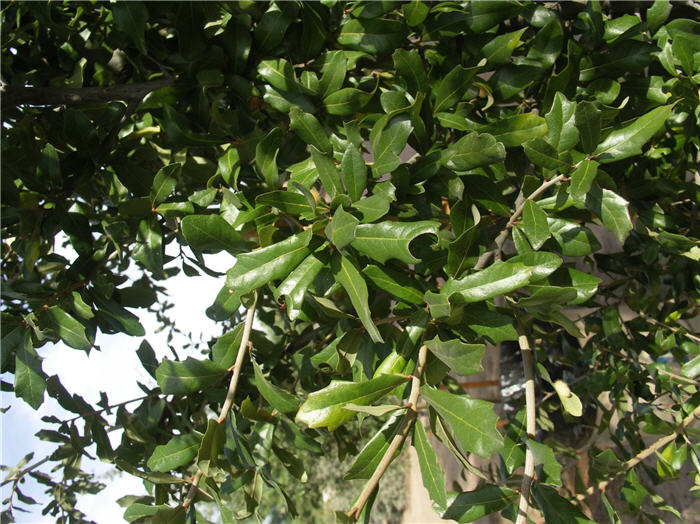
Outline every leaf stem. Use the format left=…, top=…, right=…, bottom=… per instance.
left=347, top=344, right=428, bottom=521
left=182, top=292, right=258, bottom=510
left=516, top=333, right=537, bottom=524
left=474, top=174, right=565, bottom=269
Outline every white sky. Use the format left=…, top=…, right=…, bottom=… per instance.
left=1, top=244, right=232, bottom=522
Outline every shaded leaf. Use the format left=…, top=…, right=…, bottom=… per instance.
left=325, top=206, right=359, bottom=250
left=442, top=132, right=505, bottom=172
left=425, top=336, right=485, bottom=377
left=441, top=485, right=517, bottom=523
left=156, top=358, right=227, bottom=395
left=584, top=186, right=633, bottom=243
left=181, top=215, right=247, bottom=253
left=362, top=264, right=425, bottom=305
left=252, top=359, right=299, bottom=413
left=341, top=143, right=367, bottom=202
left=289, top=107, right=332, bottom=155
left=522, top=200, right=550, bottom=250
left=413, top=419, right=448, bottom=510
left=345, top=414, right=403, bottom=479
left=274, top=252, right=326, bottom=320
left=147, top=433, right=203, bottom=473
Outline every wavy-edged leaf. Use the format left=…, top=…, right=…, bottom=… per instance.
left=325, top=206, right=359, bottom=250
left=253, top=360, right=299, bottom=413
left=211, top=324, right=245, bottom=369
left=433, top=62, right=484, bottom=114
left=318, top=51, right=347, bottom=99
left=150, top=164, right=181, bottom=206
left=477, top=113, right=547, bottom=147
left=296, top=374, right=408, bottom=430
left=442, top=132, right=505, bottom=172
left=332, top=254, right=383, bottom=343
left=547, top=218, right=602, bottom=256
left=548, top=267, right=601, bottom=305
left=441, top=261, right=533, bottom=303
left=523, top=138, right=570, bottom=171
left=156, top=358, right=227, bottom=395
left=289, top=106, right=332, bottom=155
left=392, top=48, right=428, bottom=94
left=256, top=127, right=283, bottom=188
left=575, top=101, right=602, bottom=154
left=15, top=333, right=45, bottom=410
left=522, top=200, right=550, bottom=250
left=274, top=252, right=326, bottom=320
left=569, top=158, right=598, bottom=204
left=584, top=186, right=633, bottom=243
left=147, top=432, right=203, bottom=472
left=258, top=58, right=298, bottom=93
left=345, top=414, right=403, bottom=480
left=532, top=484, right=596, bottom=524
left=351, top=220, right=439, bottom=265
left=425, top=336, right=485, bottom=377
left=226, top=229, right=313, bottom=295
left=132, top=217, right=164, bottom=279
left=310, top=146, right=343, bottom=199
left=441, top=485, right=517, bottom=523
left=341, top=143, right=367, bottom=202
left=324, top=87, right=373, bottom=116
left=545, top=92, right=579, bottom=152
left=370, top=113, right=413, bottom=177
left=362, top=264, right=425, bottom=305
left=197, top=418, right=225, bottom=477
left=421, top=387, right=503, bottom=458
left=256, top=190, right=315, bottom=218
left=482, top=28, right=527, bottom=65
left=38, top=306, right=92, bottom=351
left=413, top=419, right=448, bottom=510
left=181, top=214, right=247, bottom=253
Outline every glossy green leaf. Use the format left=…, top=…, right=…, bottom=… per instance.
left=548, top=218, right=601, bottom=256
left=341, top=143, right=367, bottom=202
left=211, top=324, right=245, bottom=369
left=575, top=101, right=602, bottom=154
left=254, top=3, right=296, bottom=52
left=132, top=218, right=164, bottom=279
left=482, top=28, right=526, bottom=65
left=310, top=146, right=344, bottom=199
left=156, top=358, right=227, bottom=395
left=545, top=92, right=579, bottom=152
left=517, top=285, right=578, bottom=306
left=522, top=200, right=550, bottom=250
left=256, top=127, right=284, bottom=188
left=324, top=87, right=373, bottom=116
left=325, top=206, right=359, bottom=249
left=569, top=158, right=599, bottom=204
left=332, top=254, right=383, bottom=343
left=226, top=229, right=313, bottom=295
left=351, top=220, right=439, bottom=265
left=197, top=418, right=225, bottom=476
left=258, top=58, right=298, bottom=93
left=442, top=132, right=505, bottom=172
left=392, top=49, right=428, bottom=93
left=403, top=1, right=429, bottom=26
left=181, top=215, right=247, bottom=253
left=253, top=360, right=299, bottom=413
left=424, top=336, right=485, bottom=377
left=584, top=186, right=633, bottom=243
left=441, top=260, right=537, bottom=303
left=256, top=190, right=315, bottom=217
left=38, top=306, right=92, bottom=351
left=413, top=419, right=448, bottom=510
left=92, top=294, right=145, bottom=336
left=441, top=486, right=517, bottom=523
left=318, top=51, right=347, bottom=99
left=289, top=106, right=332, bottom=155
left=501, top=409, right=526, bottom=475
left=433, top=62, right=483, bottom=114
left=370, top=113, right=413, bottom=177
left=532, top=485, right=596, bottom=524
left=527, top=439, right=562, bottom=485
left=150, top=163, right=181, bottom=206
left=420, top=387, right=503, bottom=458
left=362, top=264, right=425, bottom=305
left=345, top=414, right=403, bottom=479
left=188, top=187, right=217, bottom=208
left=338, top=18, right=406, bottom=54
left=274, top=252, right=325, bottom=320
left=296, top=374, right=408, bottom=430
left=477, top=113, right=548, bottom=147
left=593, top=104, right=672, bottom=163
left=527, top=18, right=563, bottom=68
left=447, top=222, right=479, bottom=278
left=15, top=333, right=45, bottom=410
left=548, top=267, right=601, bottom=305
left=523, top=138, right=570, bottom=171
left=147, top=433, right=202, bottom=472
left=343, top=403, right=405, bottom=416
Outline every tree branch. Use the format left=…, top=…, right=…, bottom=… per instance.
left=516, top=333, right=537, bottom=524
left=474, top=174, right=566, bottom=270
left=182, top=293, right=258, bottom=510
left=347, top=344, right=429, bottom=521
left=1, top=78, right=174, bottom=110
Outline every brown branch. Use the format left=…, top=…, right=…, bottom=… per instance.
left=474, top=174, right=566, bottom=270
left=1, top=79, right=174, bottom=110
left=182, top=293, right=258, bottom=510
left=516, top=333, right=537, bottom=524
left=347, top=344, right=429, bottom=521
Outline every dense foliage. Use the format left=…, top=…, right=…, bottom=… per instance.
left=2, top=1, right=700, bottom=522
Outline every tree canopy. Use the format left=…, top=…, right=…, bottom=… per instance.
left=2, top=1, right=699, bottom=523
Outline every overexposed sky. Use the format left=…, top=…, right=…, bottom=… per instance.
left=2, top=243, right=232, bottom=521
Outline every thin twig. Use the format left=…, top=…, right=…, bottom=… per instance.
left=347, top=345, right=428, bottom=521
left=516, top=333, right=537, bottom=524
left=640, top=312, right=700, bottom=344
left=1, top=456, right=51, bottom=488
left=182, top=293, right=258, bottom=510
left=474, top=174, right=566, bottom=270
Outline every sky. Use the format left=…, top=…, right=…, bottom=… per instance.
left=1, top=244, right=232, bottom=522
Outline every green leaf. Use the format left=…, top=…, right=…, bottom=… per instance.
left=92, top=294, right=145, bottom=336
left=341, top=143, right=367, bottom=202
left=523, top=138, right=570, bottom=171
left=370, top=113, right=413, bottom=177
left=501, top=409, right=526, bottom=475
left=442, top=132, right=506, bottom=172
left=289, top=107, right=332, bottom=155
left=575, top=101, right=602, bottom=155
left=156, top=358, right=227, bottom=395
left=218, top=147, right=241, bottom=187
left=593, top=104, right=672, bottom=163
left=253, top=360, right=299, bottom=414
left=477, top=113, right=548, bottom=147
left=527, top=19, right=564, bottom=68
left=647, top=0, right=672, bottom=33
left=343, top=403, right=405, bottom=416
left=132, top=217, right=164, bottom=279
left=362, top=264, right=425, bottom=305
left=318, top=51, right=347, bottom=99
left=256, top=190, right=315, bottom=217
left=545, top=92, right=579, bottom=152
left=310, top=146, right=344, bottom=199
left=527, top=439, right=562, bottom=485
left=517, top=285, right=578, bottom=306
left=124, top=503, right=161, bottom=522
left=338, top=18, right=406, bottom=54
left=433, top=62, right=484, bottom=114
left=323, top=87, right=373, bottom=116
left=156, top=201, right=195, bottom=218
left=507, top=251, right=564, bottom=281
left=547, top=218, right=601, bottom=256
left=345, top=414, right=403, bottom=479
left=226, top=229, right=313, bottom=295
left=352, top=182, right=396, bottom=223
left=425, top=336, right=485, bottom=377
left=188, top=187, right=217, bottom=208
left=112, top=2, right=148, bottom=54
left=254, top=3, right=297, bottom=52
left=274, top=252, right=326, bottom=320
left=351, top=220, right=439, bottom=265
left=482, top=28, right=527, bottom=65
left=441, top=485, right=517, bottom=523
left=150, top=164, right=181, bottom=206
left=211, top=324, right=245, bottom=369
left=549, top=267, right=601, bottom=305
left=403, top=1, right=429, bottom=26
left=15, top=333, right=45, bottom=410
left=392, top=49, right=428, bottom=94
left=197, top=418, right=226, bottom=477
left=569, top=158, right=599, bottom=204
left=296, top=374, right=408, bottom=430
left=413, top=419, right=448, bottom=510
left=147, top=433, right=203, bottom=473
left=332, top=254, right=383, bottom=343
left=522, top=200, right=551, bottom=250
left=553, top=379, right=583, bottom=417
left=532, top=484, right=595, bottom=524
left=256, top=127, right=284, bottom=188
left=325, top=206, right=359, bottom=249
left=38, top=306, right=92, bottom=351
left=584, top=186, right=633, bottom=243
left=441, top=261, right=536, bottom=303
left=181, top=215, right=247, bottom=253
left=258, top=58, right=298, bottom=93
left=420, top=387, right=503, bottom=458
